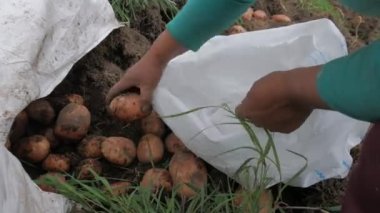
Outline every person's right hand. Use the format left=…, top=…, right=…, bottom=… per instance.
left=105, top=30, right=187, bottom=112
left=106, top=55, right=167, bottom=113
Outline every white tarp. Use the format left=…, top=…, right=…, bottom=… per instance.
left=154, top=19, right=370, bottom=189
left=0, top=0, right=120, bottom=212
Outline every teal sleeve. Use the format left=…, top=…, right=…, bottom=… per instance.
left=317, top=41, right=380, bottom=122
left=166, top=0, right=254, bottom=51
left=341, top=0, right=380, bottom=16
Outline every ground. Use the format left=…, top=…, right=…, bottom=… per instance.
left=13, top=0, right=379, bottom=212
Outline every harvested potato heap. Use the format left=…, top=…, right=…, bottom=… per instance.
left=6, top=92, right=209, bottom=199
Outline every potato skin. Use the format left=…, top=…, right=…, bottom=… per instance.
left=66, top=94, right=84, bottom=105
left=271, top=14, right=292, bottom=23
left=78, top=135, right=105, bottom=158
left=101, top=137, right=136, bottom=166
left=26, top=99, right=55, bottom=125
left=140, top=168, right=172, bottom=193
left=42, top=154, right=70, bottom=172
left=54, top=103, right=91, bottom=141
left=109, top=93, right=150, bottom=122
left=233, top=188, right=272, bottom=213
left=107, top=181, right=131, bottom=196
left=35, top=172, right=66, bottom=193
left=137, top=134, right=164, bottom=163
left=169, top=151, right=207, bottom=198
left=141, top=111, right=165, bottom=137
left=76, top=158, right=102, bottom=179
left=9, top=110, right=28, bottom=142
left=165, top=133, right=187, bottom=154
left=15, top=135, right=50, bottom=163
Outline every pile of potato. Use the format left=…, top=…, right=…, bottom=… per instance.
left=7, top=93, right=208, bottom=199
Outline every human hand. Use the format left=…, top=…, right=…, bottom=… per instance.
left=106, top=30, right=186, bottom=112
left=235, top=66, right=329, bottom=133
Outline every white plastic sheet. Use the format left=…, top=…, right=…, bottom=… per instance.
left=154, top=19, right=370, bottom=189
left=0, top=0, right=120, bottom=212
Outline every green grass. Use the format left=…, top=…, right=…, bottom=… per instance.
left=109, top=0, right=178, bottom=24
left=298, top=0, right=344, bottom=24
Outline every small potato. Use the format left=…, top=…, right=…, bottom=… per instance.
left=26, top=99, right=55, bottom=125
left=101, top=137, right=136, bottom=166
left=42, top=154, right=70, bottom=172
left=141, top=111, right=165, bottom=137
left=41, top=128, right=60, bottom=148
left=109, top=93, right=150, bottom=122
left=242, top=7, right=254, bottom=21
left=228, top=25, right=247, bottom=35
left=165, top=133, right=187, bottom=154
left=107, top=181, right=131, bottom=196
left=66, top=94, right=84, bottom=105
left=9, top=110, right=28, bottom=142
left=35, top=172, right=66, bottom=193
left=233, top=187, right=272, bottom=213
left=169, top=150, right=207, bottom=198
left=271, top=14, right=292, bottom=23
left=78, top=135, right=106, bottom=158
left=76, top=158, right=102, bottom=179
left=140, top=168, right=172, bottom=193
left=137, top=134, right=164, bottom=164
left=15, top=135, right=50, bottom=163
left=253, top=10, right=268, bottom=20
left=54, top=103, right=91, bottom=141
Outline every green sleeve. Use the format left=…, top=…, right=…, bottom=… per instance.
left=317, top=41, right=380, bottom=122
left=166, top=0, right=254, bottom=51
left=341, top=0, right=380, bottom=16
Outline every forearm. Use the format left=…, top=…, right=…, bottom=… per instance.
left=167, top=0, right=255, bottom=51
left=142, top=30, right=187, bottom=68
left=317, top=41, right=380, bottom=121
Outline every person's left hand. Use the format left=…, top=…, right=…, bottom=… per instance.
left=235, top=66, right=329, bottom=133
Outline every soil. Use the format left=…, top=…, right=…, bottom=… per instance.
left=11, top=0, right=379, bottom=212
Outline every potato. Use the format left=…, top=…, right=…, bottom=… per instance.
left=141, top=111, right=165, bottom=137
left=169, top=150, right=207, bottom=198
left=140, top=168, right=172, bottom=193
left=109, top=93, right=150, bottom=122
left=101, top=137, right=136, bottom=166
left=137, top=134, right=164, bottom=163
left=253, top=10, right=268, bottom=20
left=9, top=110, right=28, bottom=142
left=271, top=14, right=292, bottom=23
left=26, top=99, right=55, bottom=125
left=54, top=103, right=91, bottom=141
left=242, top=7, right=254, bottom=21
left=66, top=94, right=84, bottom=105
left=107, top=181, right=131, bottom=196
left=78, top=135, right=105, bottom=158
left=41, top=128, right=60, bottom=148
left=228, top=25, right=247, bottom=35
left=15, top=135, right=50, bottom=163
left=35, top=172, right=66, bottom=193
left=76, top=158, right=102, bottom=179
left=42, top=154, right=70, bottom=172
left=165, top=133, right=187, bottom=154
left=233, top=187, right=272, bottom=213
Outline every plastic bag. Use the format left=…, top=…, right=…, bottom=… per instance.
left=153, top=19, right=370, bottom=188
left=0, top=0, right=120, bottom=212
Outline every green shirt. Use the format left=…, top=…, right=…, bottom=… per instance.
left=167, top=0, right=380, bottom=122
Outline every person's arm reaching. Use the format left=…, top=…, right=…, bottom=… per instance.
left=106, top=0, right=254, bottom=108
